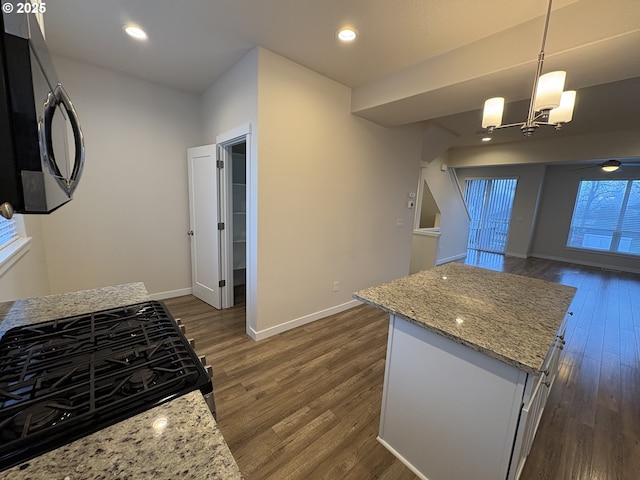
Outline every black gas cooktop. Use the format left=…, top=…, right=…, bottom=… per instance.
left=0, top=301, right=213, bottom=471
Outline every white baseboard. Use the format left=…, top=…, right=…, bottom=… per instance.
left=376, top=436, right=430, bottom=480
left=248, top=299, right=361, bottom=341
left=532, top=253, right=640, bottom=275
left=149, top=287, right=193, bottom=300
left=436, top=252, right=467, bottom=265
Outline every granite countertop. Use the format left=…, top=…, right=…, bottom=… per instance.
left=0, top=284, right=243, bottom=480
left=0, top=283, right=149, bottom=337
left=353, top=263, right=577, bottom=375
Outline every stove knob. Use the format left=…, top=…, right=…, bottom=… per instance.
left=178, top=324, right=186, bottom=335
left=188, top=338, right=196, bottom=349
left=205, top=364, right=213, bottom=378
left=198, top=355, right=207, bottom=365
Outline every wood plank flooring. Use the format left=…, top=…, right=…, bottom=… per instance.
left=164, top=255, right=640, bottom=480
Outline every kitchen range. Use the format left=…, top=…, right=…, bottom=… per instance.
left=0, top=300, right=214, bottom=468
left=0, top=284, right=243, bottom=479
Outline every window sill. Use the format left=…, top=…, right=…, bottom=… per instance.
left=0, top=237, right=32, bottom=278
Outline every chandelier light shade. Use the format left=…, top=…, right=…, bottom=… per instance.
left=548, top=90, right=576, bottom=124
left=482, top=97, right=505, bottom=128
left=533, top=71, right=566, bottom=111
left=481, top=0, right=576, bottom=137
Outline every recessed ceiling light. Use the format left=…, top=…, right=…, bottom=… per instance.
left=337, top=27, right=357, bottom=42
left=123, top=24, right=148, bottom=41
left=481, top=137, right=492, bottom=142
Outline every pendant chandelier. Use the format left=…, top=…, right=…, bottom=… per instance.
left=482, top=0, right=576, bottom=137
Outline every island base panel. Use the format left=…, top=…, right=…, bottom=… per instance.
left=378, top=315, right=528, bottom=480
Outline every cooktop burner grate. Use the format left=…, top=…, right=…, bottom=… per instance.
left=0, top=301, right=212, bottom=471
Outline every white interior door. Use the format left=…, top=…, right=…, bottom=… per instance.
left=187, top=145, right=222, bottom=309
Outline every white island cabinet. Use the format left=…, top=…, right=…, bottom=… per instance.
left=354, top=263, right=576, bottom=480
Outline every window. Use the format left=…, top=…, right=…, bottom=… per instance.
left=0, top=214, right=31, bottom=276
left=0, top=216, right=18, bottom=250
left=567, top=180, right=640, bottom=256
left=464, top=178, right=518, bottom=254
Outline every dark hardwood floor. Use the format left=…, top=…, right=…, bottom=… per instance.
left=164, top=255, right=640, bottom=480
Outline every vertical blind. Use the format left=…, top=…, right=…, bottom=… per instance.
left=567, top=180, right=640, bottom=256
left=0, top=216, right=18, bottom=250
left=464, top=178, right=518, bottom=254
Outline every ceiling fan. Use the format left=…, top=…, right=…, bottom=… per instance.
left=575, top=159, right=640, bottom=172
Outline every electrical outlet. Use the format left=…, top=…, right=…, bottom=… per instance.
left=333, top=281, right=340, bottom=292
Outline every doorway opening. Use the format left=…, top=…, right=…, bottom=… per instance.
left=187, top=124, right=254, bottom=336
left=217, top=138, right=248, bottom=310
left=230, top=142, right=246, bottom=305
left=463, top=178, right=517, bottom=254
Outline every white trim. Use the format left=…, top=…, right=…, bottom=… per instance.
left=449, top=167, right=471, bottom=221
left=376, top=436, right=430, bottom=480
left=148, top=287, right=193, bottom=300
left=436, top=252, right=467, bottom=265
left=215, top=123, right=251, bottom=145
left=505, top=251, right=529, bottom=259
left=531, top=253, right=640, bottom=275
left=412, top=228, right=441, bottom=238
left=0, top=237, right=32, bottom=278
left=247, top=299, right=360, bottom=341
left=378, top=315, right=396, bottom=439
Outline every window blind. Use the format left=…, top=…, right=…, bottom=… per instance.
left=464, top=178, right=518, bottom=254
left=0, top=216, right=18, bottom=250
left=567, top=180, right=640, bottom=256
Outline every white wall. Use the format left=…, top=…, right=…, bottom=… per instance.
left=447, top=128, right=640, bottom=168
left=39, top=56, right=202, bottom=296
left=418, top=153, right=470, bottom=264
left=200, top=48, right=259, bottom=334
left=254, top=48, right=422, bottom=336
left=201, top=49, right=258, bottom=145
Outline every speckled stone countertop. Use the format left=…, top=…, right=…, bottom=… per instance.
left=0, top=283, right=149, bottom=337
left=1, top=391, right=242, bottom=480
left=0, top=284, right=243, bottom=479
left=353, top=263, right=577, bottom=375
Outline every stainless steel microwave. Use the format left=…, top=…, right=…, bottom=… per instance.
left=0, top=8, right=84, bottom=219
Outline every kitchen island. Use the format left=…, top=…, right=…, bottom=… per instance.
left=0, top=284, right=243, bottom=480
left=354, top=263, right=576, bottom=480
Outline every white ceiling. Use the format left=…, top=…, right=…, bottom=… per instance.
left=41, top=0, right=640, bottom=149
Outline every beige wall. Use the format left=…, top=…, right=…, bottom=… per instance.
left=254, top=48, right=422, bottom=335
left=38, top=56, right=202, bottom=296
